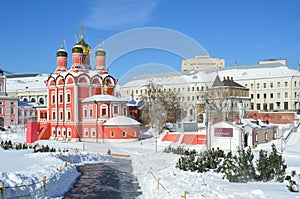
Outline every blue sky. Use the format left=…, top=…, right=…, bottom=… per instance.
left=1, top=0, right=300, bottom=80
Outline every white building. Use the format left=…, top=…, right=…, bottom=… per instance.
left=119, top=59, right=300, bottom=123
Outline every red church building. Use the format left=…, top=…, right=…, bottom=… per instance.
left=32, top=32, right=140, bottom=143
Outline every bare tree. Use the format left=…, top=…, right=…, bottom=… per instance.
left=139, top=84, right=181, bottom=133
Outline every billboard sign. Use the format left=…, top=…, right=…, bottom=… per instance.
left=214, top=127, right=233, bottom=137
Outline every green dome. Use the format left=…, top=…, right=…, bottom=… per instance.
left=56, top=48, right=68, bottom=57
left=95, top=48, right=106, bottom=56
left=72, top=45, right=83, bottom=53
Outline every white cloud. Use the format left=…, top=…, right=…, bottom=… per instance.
left=82, top=0, right=160, bottom=30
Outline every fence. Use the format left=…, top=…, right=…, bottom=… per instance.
left=0, top=158, right=71, bottom=199
left=0, top=176, right=46, bottom=199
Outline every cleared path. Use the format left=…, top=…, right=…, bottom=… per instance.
left=63, top=162, right=142, bottom=199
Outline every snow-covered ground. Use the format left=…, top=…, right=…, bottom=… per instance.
left=1, top=127, right=300, bottom=199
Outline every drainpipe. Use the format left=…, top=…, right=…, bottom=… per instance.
left=63, top=78, right=67, bottom=139
left=94, top=100, right=98, bottom=143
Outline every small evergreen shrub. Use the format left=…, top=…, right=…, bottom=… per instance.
left=176, top=144, right=287, bottom=183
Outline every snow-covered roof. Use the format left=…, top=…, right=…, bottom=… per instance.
left=81, top=94, right=129, bottom=103
left=121, top=62, right=300, bottom=88
left=6, top=73, right=49, bottom=92
left=104, top=116, right=141, bottom=126
left=238, top=118, right=277, bottom=128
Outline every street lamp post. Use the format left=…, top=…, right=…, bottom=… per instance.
left=94, top=100, right=98, bottom=143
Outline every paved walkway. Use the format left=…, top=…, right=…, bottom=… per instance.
left=63, top=162, right=142, bottom=199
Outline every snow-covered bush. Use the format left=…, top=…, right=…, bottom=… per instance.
left=256, top=144, right=286, bottom=182
left=176, top=144, right=287, bottom=183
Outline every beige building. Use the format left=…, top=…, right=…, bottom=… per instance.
left=181, top=55, right=225, bottom=71
left=6, top=73, right=49, bottom=105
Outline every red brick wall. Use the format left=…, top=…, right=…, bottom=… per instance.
left=247, top=111, right=296, bottom=124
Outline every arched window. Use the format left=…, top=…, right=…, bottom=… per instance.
left=255, top=133, right=258, bottom=142
left=39, top=97, right=45, bottom=105
left=265, top=132, right=268, bottom=141
left=101, top=104, right=108, bottom=117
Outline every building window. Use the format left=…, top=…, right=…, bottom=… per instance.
left=269, top=103, right=274, bottom=110
left=10, top=108, right=14, bottom=114
left=257, top=94, right=260, bottom=99
left=190, top=109, right=193, bottom=116
left=52, top=128, right=55, bottom=136
left=84, top=128, right=89, bottom=137
left=273, top=132, right=277, bottom=139
left=270, top=93, right=273, bottom=99
left=257, top=83, right=260, bottom=89
left=52, top=109, right=56, bottom=120
left=52, top=93, right=56, bottom=104
left=284, top=102, right=288, bottom=110
left=285, top=92, right=288, bottom=98
left=111, top=131, right=114, bottom=137
left=67, top=110, right=71, bottom=120
left=276, top=102, right=280, bottom=110
left=277, top=82, right=280, bottom=88
left=67, top=92, right=71, bottom=103
left=270, top=82, right=273, bottom=88
left=89, top=108, right=93, bottom=117
left=59, top=93, right=63, bottom=104
left=265, top=132, right=268, bottom=141
left=122, top=131, right=126, bottom=137
left=188, top=87, right=190, bottom=92
left=197, top=87, right=199, bottom=91
left=101, top=105, right=108, bottom=117
left=263, top=83, right=266, bottom=88
left=67, top=128, right=72, bottom=137
left=91, top=128, right=96, bottom=137
left=251, top=84, right=254, bottom=89
left=84, top=109, right=88, bottom=118
left=59, top=109, right=63, bottom=120
left=295, top=81, right=297, bottom=87
left=277, top=93, right=281, bottom=98
left=257, top=104, right=261, bottom=110
left=255, top=133, right=258, bottom=142
left=114, top=106, right=118, bottom=115
left=263, top=93, right=267, bottom=99
left=284, top=81, right=288, bottom=87
left=62, top=128, right=66, bottom=136
left=187, top=96, right=190, bottom=101
left=251, top=94, right=253, bottom=99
